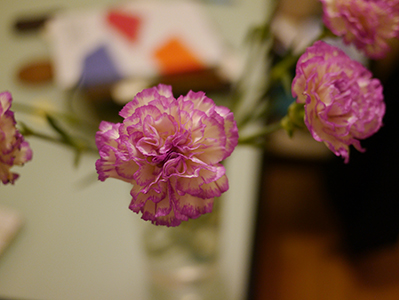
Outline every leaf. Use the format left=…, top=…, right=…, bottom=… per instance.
left=45, top=113, right=74, bottom=145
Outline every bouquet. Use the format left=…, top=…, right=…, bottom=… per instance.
left=2, top=0, right=397, bottom=228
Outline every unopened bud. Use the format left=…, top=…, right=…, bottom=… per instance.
left=281, top=102, right=305, bottom=137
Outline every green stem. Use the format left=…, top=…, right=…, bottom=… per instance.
left=12, top=102, right=98, bottom=132
left=269, top=53, right=299, bottom=83
left=269, top=25, right=335, bottom=86
left=238, top=121, right=282, bottom=145
left=229, top=1, right=280, bottom=114
left=19, top=123, right=97, bottom=154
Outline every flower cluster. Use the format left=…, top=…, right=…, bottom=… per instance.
left=291, top=41, right=385, bottom=163
left=95, top=84, right=238, bottom=226
left=321, top=0, right=399, bottom=59
left=3, top=0, right=398, bottom=226
left=0, top=92, right=32, bottom=184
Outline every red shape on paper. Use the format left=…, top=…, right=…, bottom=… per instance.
left=106, top=10, right=141, bottom=42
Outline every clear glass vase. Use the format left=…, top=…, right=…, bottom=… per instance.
left=143, top=201, right=226, bottom=300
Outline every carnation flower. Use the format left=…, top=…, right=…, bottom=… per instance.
left=96, top=84, right=238, bottom=226
left=291, top=41, right=385, bottom=163
left=321, top=0, right=399, bottom=59
left=0, top=91, right=33, bottom=184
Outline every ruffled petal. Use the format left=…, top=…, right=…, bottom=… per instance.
left=292, top=41, right=385, bottom=163
left=176, top=163, right=226, bottom=198
left=321, top=0, right=399, bottom=58
left=95, top=85, right=238, bottom=226
left=0, top=91, right=32, bottom=185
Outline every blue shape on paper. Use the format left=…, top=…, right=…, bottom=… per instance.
left=79, top=45, right=122, bottom=87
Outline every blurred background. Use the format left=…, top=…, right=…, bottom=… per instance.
left=249, top=1, right=399, bottom=300
left=1, top=0, right=399, bottom=300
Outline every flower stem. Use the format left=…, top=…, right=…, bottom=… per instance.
left=269, top=25, right=335, bottom=85
left=19, top=122, right=97, bottom=153
left=238, top=121, right=282, bottom=145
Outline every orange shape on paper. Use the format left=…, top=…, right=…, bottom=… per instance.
left=107, top=10, right=141, bottom=42
left=154, top=38, right=206, bottom=75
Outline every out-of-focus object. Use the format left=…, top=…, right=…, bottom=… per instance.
left=201, top=0, right=231, bottom=3
left=271, top=0, right=322, bottom=54
left=14, top=14, right=52, bottom=33
left=277, top=0, right=320, bottom=21
left=17, top=60, right=53, bottom=84
left=45, top=1, right=232, bottom=92
left=0, top=206, right=23, bottom=256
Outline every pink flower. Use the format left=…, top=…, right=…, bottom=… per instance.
left=0, top=91, right=33, bottom=184
left=321, top=0, right=399, bottom=59
left=292, top=41, right=385, bottom=163
left=96, top=84, right=238, bottom=226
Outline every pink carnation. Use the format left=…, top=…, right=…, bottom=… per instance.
left=0, top=91, right=33, bottom=184
left=321, top=0, right=399, bottom=59
left=96, top=84, right=238, bottom=226
left=292, top=41, right=385, bottom=163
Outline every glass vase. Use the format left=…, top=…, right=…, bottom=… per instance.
left=142, top=200, right=226, bottom=300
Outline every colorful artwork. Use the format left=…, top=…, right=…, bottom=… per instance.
left=46, top=1, right=226, bottom=89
